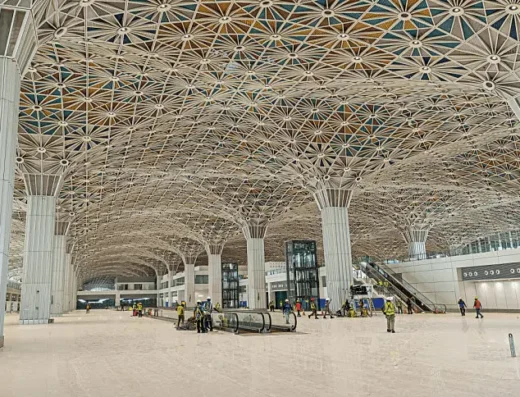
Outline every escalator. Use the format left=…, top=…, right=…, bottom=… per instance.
left=363, top=262, right=445, bottom=313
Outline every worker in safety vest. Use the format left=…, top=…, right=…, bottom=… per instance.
left=269, top=300, right=275, bottom=312
left=323, top=298, right=334, bottom=319
left=308, top=297, right=318, bottom=319
left=383, top=297, right=396, bottom=333
left=194, top=301, right=205, bottom=333
left=176, top=302, right=185, bottom=328
left=137, top=302, right=143, bottom=317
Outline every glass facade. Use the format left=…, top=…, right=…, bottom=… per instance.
left=222, top=263, right=239, bottom=309
left=285, top=240, right=320, bottom=310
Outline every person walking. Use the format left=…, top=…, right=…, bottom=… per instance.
left=406, top=297, right=413, bottom=315
left=473, top=297, right=484, bottom=319
left=323, top=298, right=334, bottom=319
left=295, top=300, right=302, bottom=317
left=283, top=299, right=292, bottom=324
left=396, top=300, right=403, bottom=314
left=194, top=301, right=205, bottom=333
left=137, top=302, right=143, bottom=318
left=308, top=297, right=318, bottom=319
left=176, top=301, right=185, bottom=328
left=383, top=297, right=396, bottom=333
left=204, top=297, right=213, bottom=331
left=457, top=298, right=467, bottom=316
left=269, top=300, right=275, bottom=312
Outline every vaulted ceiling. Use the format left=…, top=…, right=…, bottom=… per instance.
left=8, top=0, right=520, bottom=283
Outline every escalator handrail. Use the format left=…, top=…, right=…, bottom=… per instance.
left=263, top=311, right=272, bottom=332
left=376, top=262, right=436, bottom=308
left=364, top=266, right=430, bottom=312
left=212, top=312, right=240, bottom=333
left=368, top=263, right=436, bottom=311
left=226, top=310, right=266, bottom=333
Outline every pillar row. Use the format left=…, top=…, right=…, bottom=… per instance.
left=20, top=195, right=57, bottom=324
left=243, top=222, right=267, bottom=309
left=314, top=187, right=353, bottom=310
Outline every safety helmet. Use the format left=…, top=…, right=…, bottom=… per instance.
left=285, top=299, right=289, bottom=302
left=196, top=300, right=201, bottom=304
left=475, top=297, right=478, bottom=299
left=207, top=296, right=211, bottom=300
left=326, top=298, right=330, bottom=301
left=310, top=297, right=315, bottom=301
left=386, top=296, right=393, bottom=301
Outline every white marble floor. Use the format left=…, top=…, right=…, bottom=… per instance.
left=1, top=310, right=520, bottom=397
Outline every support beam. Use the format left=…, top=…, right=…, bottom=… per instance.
left=20, top=196, right=56, bottom=324
left=314, top=187, right=353, bottom=310
left=62, top=253, right=71, bottom=313
left=243, top=222, right=267, bottom=310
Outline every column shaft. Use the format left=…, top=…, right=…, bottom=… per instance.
left=62, top=254, right=71, bottom=312
left=156, top=275, right=162, bottom=307
left=408, top=242, right=427, bottom=260
left=246, top=238, right=266, bottom=309
left=50, top=235, right=66, bottom=316
left=184, top=264, right=195, bottom=305
left=208, top=254, right=222, bottom=306
left=20, top=196, right=56, bottom=324
left=0, top=58, right=21, bottom=346
left=168, top=270, right=173, bottom=307
left=321, top=206, right=353, bottom=310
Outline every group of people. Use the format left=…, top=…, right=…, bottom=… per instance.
left=132, top=302, right=144, bottom=317
left=176, top=297, right=221, bottom=333
left=457, top=297, right=484, bottom=318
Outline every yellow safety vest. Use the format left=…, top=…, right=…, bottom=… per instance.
left=384, top=302, right=395, bottom=316
left=177, top=306, right=184, bottom=316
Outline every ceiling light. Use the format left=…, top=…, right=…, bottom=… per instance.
left=337, top=33, right=349, bottom=40
left=157, top=4, right=171, bottom=12
left=118, top=27, right=130, bottom=35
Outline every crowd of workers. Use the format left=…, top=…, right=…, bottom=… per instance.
left=174, top=297, right=221, bottom=333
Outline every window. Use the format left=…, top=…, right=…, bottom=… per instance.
left=175, top=277, right=185, bottom=286
left=195, top=275, right=208, bottom=284
left=134, top=284, right=143, bottom=290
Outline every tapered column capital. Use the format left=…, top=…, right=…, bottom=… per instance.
left=313, top=185, right=353, bottom=210
left=400, top=223, right=431, bottom=244
left=204, top=242, right=225, bottom=256
left=241, top=219, right=268, bottom=240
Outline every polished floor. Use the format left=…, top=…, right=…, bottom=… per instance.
left=1, top=310, right=519, bottom=397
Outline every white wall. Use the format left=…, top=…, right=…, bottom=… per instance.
left=389, top=247, right=520, bottom=310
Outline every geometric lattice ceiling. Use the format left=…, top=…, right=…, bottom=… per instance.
left=9, top=0, right=520, bottom=282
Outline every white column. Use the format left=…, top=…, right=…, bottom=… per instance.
left=401, top=225, right=430, bottom=260
left=314, top=188, right=354, bottom=310
left=206, top=243, right=224, bottom=307
left=321, top=207, right=353, bottom=308
left=0, top=58, right=21, bottom=347
left=156, top=275, right=162, bottom=307
left=115, top=290, right=121, bottom=307
left=62, top=254, right=71, bottom=313
left=50, top=235, right=67, bottom=316
left=20, top=196, right=57, bottom=324
left=208, top=254, right=222, bottom=306
left=243, top=223, right=267, bottom=310
left=167, top=269, right=173, bottom=307
left=184, top=264, right=195, bottom=305
left=71, top=271, right=77, bottom=311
